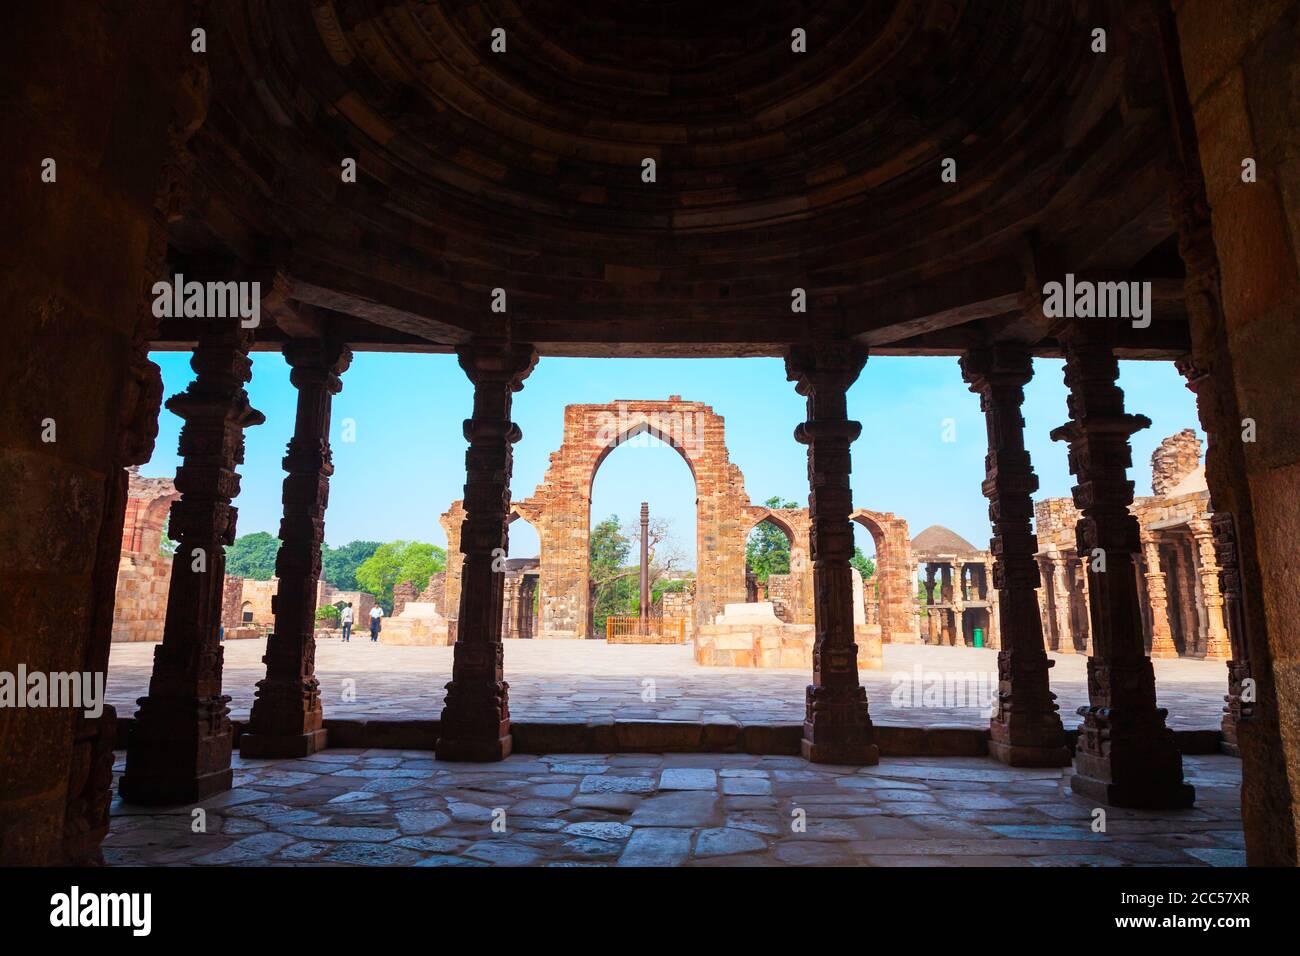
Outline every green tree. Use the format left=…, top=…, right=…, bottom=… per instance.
left=651, top=575, right=692, bottom=607
left=851, top=547, right=876, bottom=581
left=746, top=496, right=797, bottom=583
left=355, top=540, right=447, bottom=612
left=316, top=604, right=341, bottom=626
left=322, top=540, right=382, bottom=591
left=588, top=516, right=632, bottom=630
left=225, top=531, right=280, bottom=580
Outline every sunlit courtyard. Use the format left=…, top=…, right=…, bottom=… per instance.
left=107, top=639, right=1229, bottom=730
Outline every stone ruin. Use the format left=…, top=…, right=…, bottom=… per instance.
left=434, top=398, right=918, bottom=663
left=1033, top=430, right=1227, bottom=660
left=912, top=524, right=1000, bottom=650
left=112, top=467, right=376, bottom=643
left=694, top=565, right=884, bottom=670
left=110, top=467, right=181, bottom=643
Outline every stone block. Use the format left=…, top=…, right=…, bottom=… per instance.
left=714, top=630, right=756, bottom=651
left=614, top=720, right=703, bottom=752
left=740, top=723, right=803, bottom=755
left=512, top=721, right=597, bottom=754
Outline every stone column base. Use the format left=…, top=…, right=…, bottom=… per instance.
left=801, top=735, right=880, bottom=766
left=121, top=696, right=234, bottom=805
left=801, top=686, right=879, bottom=766
left=119, top=764, right=233, bottom=806
left=238, top=729, right=328, bottom=759
left=436, top=733, right=513, bottom=762
left=1069, top=769, right=1195, bottom=809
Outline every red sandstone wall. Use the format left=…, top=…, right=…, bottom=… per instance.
left=1175, top=0, right=1300, bottom=862
left=110, top=470, right=180, bottom=643
left=0, top=1, right=199, bottom=864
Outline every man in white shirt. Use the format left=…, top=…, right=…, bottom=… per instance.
left=340, top=603, right=354, bottom=642
left=369, top=604, right=384, bottom=642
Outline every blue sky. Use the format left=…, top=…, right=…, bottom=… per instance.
left=144, top=351, right=1203, bottom=568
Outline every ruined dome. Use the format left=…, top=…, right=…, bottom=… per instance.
left=911, top=524, right=981, bottom=556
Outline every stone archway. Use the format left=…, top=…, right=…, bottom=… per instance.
left=440, top=402, right=919, bottom=643
left=850, top=509, right=919, bottom=645
left=528, top=398, right=751, bottom=637
left=741, top=506, right=813, bottom=624
left=441, top=398, right=753, bottom=637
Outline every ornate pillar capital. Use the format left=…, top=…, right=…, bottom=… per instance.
left=457, top=339, right=539, bottom=390
left=784, top=342, right=869, bottom=395
left=283, top=336, right=352, bottom=392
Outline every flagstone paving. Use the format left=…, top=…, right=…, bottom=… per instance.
left=106, top=639, right=1229, bottom=729
left=104, top=751, right=1245, bottom=867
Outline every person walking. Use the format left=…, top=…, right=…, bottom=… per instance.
left=340, top=602, right=353, bottom=642
left=369, top=603, right=384, bottom=642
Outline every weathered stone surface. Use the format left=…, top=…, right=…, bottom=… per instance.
left=104, top=749, right=1246, bottom=867
left=628, top=792, right=721, bottom=827
left=659, top=768, right=718, bottom=791
left=616, top=828, right=694, bottom=866
left=695, top=827, right=768, bottom=857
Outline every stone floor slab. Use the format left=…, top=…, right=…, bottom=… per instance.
left=105, top=752, right=1244, bottom=868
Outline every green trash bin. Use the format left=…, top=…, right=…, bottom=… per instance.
left=973, top=627, right=984, bottom=648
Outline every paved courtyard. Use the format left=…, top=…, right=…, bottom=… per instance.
left=104, top=750, right=1245, bottom=867
left=107, top=639, right=1231, bottom=728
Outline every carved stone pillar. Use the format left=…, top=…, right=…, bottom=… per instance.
left=1211, top=512, right=1252, bottom=754
left=437, top=340, right=538, bottom=762
left=120, top=323, right=264, bottom=804
left=950, top=562, right=966, bottom=645
left=924, top=564, right=938, bottom=644
left=1077, top=557, right=1095, bottom=656
left=242, top=338, right=352, bottom=758
left=1140, top=533, right=1179, bottom=659
left=1050, top=324, right=1193, bottom=808
left=938, top=564, right=954, bottom=644
left=960, top=344, right=1068, bottom=765
left=984, top=558, right=1002, bottom=649
left=785, top=343, right=877, bottom=765
left=1050, top=554, right=1075, bottom=654
left=924, top=562, right=938, bottom=645
left=1149, top=0, right=1288, bottom=854
left=1035, top=560, right=1052, bottom=648
left=1187, top=517, right=1230, bottom=660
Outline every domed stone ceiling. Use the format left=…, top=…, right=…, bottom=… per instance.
left=172, top=0, right=1183, bottom=356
